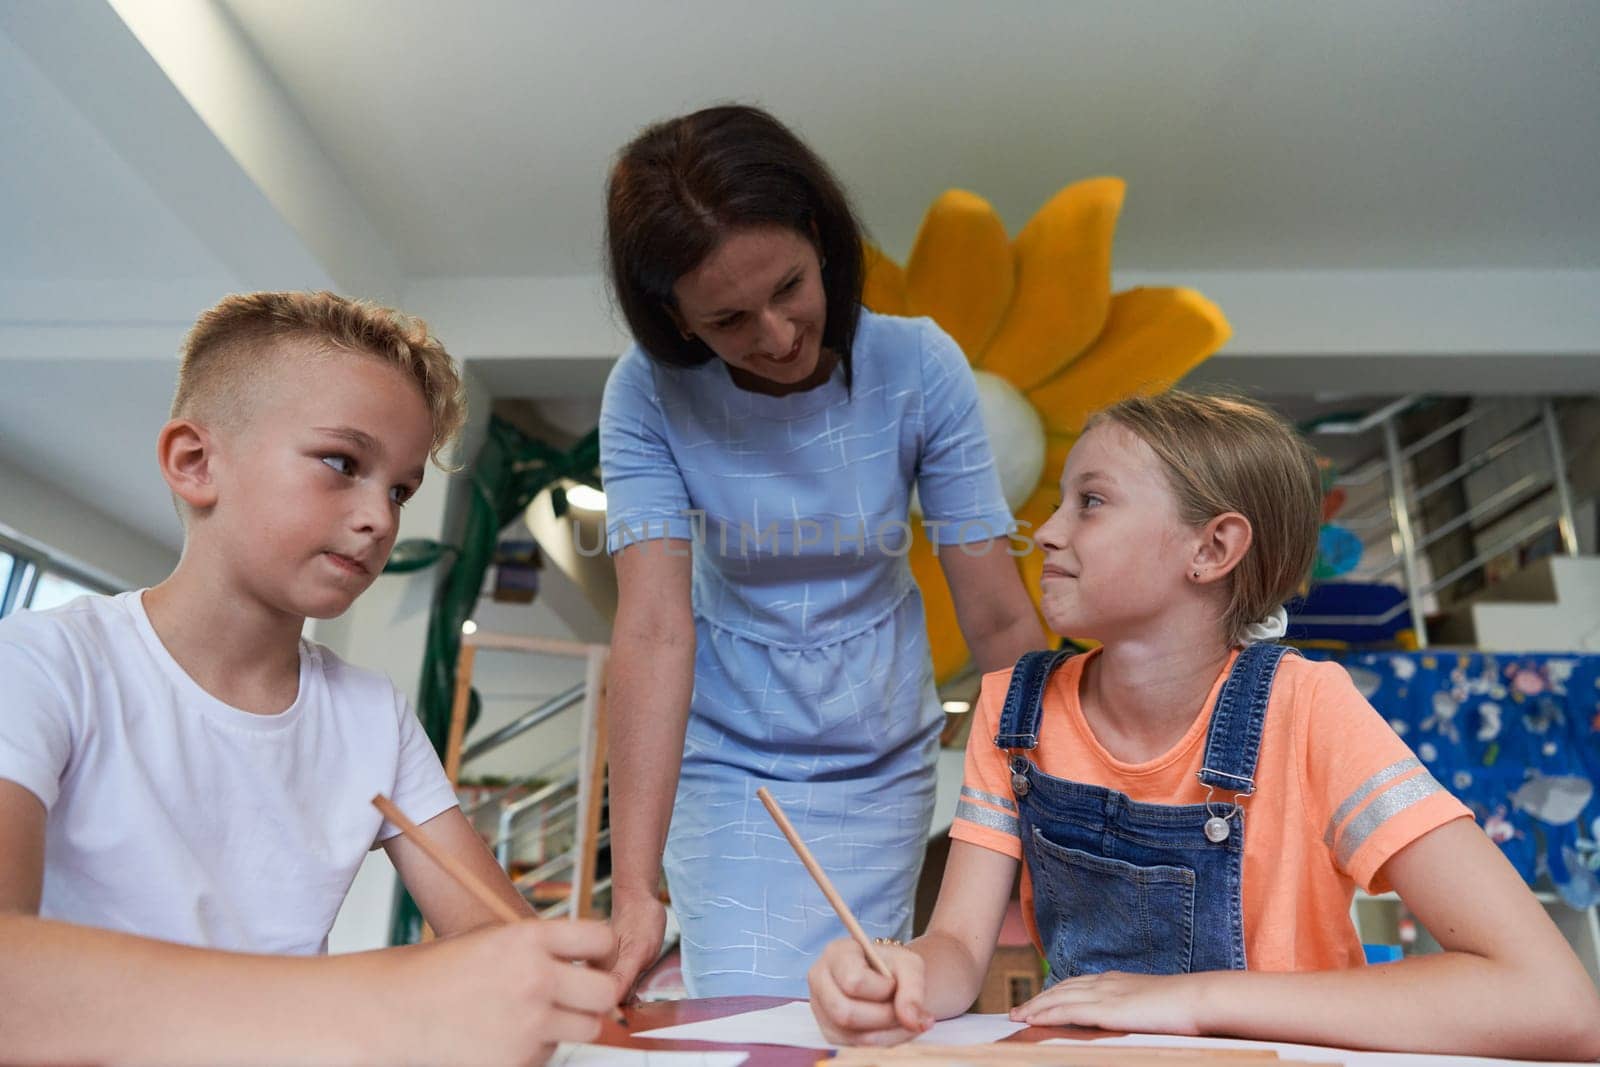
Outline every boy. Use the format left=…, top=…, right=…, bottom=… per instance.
left=0, top=292, right=616, bottom=1066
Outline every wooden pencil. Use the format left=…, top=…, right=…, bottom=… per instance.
left=374, top=793, right=520, bottom=921
left=371, top=793, right=628, bottom=1026
left=756, top=786, right=895, bottom=979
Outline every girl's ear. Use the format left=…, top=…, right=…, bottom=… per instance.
left=1190, top=512, right=1253, bottom=584
left=157, top=418, right=220, bottom=511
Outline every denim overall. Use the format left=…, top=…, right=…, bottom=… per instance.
left=997, top=643, right=1296, bottom=983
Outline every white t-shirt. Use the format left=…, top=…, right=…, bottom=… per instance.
left=0, top=591, right=459, bottom=954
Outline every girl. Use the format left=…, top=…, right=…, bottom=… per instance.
left=807, top=392, right=1600, bottom=1059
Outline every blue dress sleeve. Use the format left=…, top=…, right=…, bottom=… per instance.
left=913, top=321, right=1015, bottom=547
left=599, top=349, right=697, bottom=554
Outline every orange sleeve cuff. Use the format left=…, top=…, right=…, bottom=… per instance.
left=950, top=819, right=1024, bottom=861
left=1347, top=797, right=1475, bottom=893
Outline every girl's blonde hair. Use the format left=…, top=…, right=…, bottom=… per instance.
left=1089, top=391, right=1322, bottom=646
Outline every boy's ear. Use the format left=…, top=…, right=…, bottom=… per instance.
left=1192, top=511, right=1253, bottom=583
left=157, top=418, right=219, bottom=510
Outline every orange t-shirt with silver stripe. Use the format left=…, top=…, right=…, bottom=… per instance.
left=950, top=648, right=1473, bottom=971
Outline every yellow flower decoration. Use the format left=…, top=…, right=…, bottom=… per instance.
left=865, top=179, right=1232, bottom=683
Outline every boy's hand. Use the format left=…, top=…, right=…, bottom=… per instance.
left=1009, top=970, right=1206, bottom=1035
left=606, top=885, right=666, bottom=1003
left=808, top=937, right=933, bottom=1046
left=397, top=918, right=618, bottom=1067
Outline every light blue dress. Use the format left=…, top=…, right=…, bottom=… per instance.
left=599, top=309, right=1013, bottom=996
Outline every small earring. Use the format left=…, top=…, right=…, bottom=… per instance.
left=1192, top=570, right=1201, bottom=579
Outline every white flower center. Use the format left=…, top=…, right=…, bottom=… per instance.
left=972, top=370, right=1046, bottom=511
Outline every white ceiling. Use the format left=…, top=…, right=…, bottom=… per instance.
left=0, top=30, right=231, bottom=281
left=223, top=0, right=1600, bottom=275
left=1, top=0, right=1598, bottom=561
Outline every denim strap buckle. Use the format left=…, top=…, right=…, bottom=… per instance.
left=993, top=731, right=1040, bottom=749
left=1196, top=766, right=1256, bottom=796
left=993, top=648, right=1074, bottom=753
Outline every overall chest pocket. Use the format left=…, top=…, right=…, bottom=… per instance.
left=1029, top=827, right=1197, bottom=981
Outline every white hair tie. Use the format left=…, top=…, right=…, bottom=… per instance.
left=1242, top=605, right=1288, bottom=644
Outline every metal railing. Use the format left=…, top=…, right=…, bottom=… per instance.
left=448, top=632, right=610, bottom=919
left=1300, top=396, right=1587, bottom=648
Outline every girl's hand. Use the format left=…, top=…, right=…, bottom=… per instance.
left=807, top=938, right=934, bottom=1046
left=1010, top=971, right=1209, bottom=1035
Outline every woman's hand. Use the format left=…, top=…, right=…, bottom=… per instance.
left=605, top=541, right=693, bottom=1004
left=606, top=883, right=667, bottom=1003
left=1010, top=970, right=1208, bottom=1035
left=807, top=938, right=933, bottom=1046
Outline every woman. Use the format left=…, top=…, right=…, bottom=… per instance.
left=600, top=105, right=1045, bottom=999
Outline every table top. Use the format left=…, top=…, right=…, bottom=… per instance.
left=603, top=996, right=1092, bottom=1066
left=600, top=999, right=1597, bottom=1067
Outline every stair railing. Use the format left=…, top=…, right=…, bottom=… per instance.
left=1302, top=396, right=1586, bottom=648
left=444, top=631, right=610, bottom=919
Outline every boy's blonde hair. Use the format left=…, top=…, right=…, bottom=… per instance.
left=171, top=291, right=466, bottom=468
left=1090, top=391, right=1322, bottom=647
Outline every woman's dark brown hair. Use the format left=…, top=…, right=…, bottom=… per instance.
left=605, top=105, right=866, bottom=388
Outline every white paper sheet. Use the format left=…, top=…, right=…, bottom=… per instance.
left=913, top=1011, right=1034, bottom=1047
left=631, top=1000, right=1027, bottom=1049
left=548, top=1043, right=749, bottom=1067
left=1044, top=1031, right=1598, bottom=1066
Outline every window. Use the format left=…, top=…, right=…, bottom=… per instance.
left=29, top=571, right=99, bottom=612
left=0, top=550, right=34, bottom=617
left=0, top=533, right=116, bottom=619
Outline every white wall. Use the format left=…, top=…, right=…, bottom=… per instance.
left=0, top=453, right=177, bottom=589
left=405, top=270, right=1600, bottom=398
